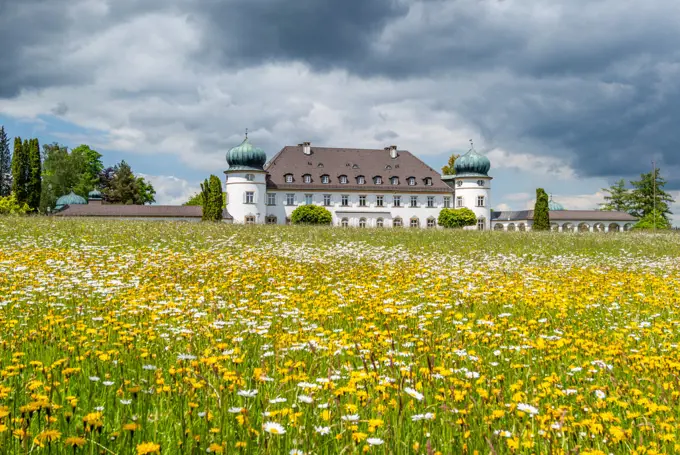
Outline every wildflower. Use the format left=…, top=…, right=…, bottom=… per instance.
left=298, top=395, right=313, bottom=403
left=367, top=438, right=384, bottom=445
left=238, top=389, right=258, bottom=398
left=208, top=443, right=224, bottom=453
left=290, top=450, right=304, bottom=455
left=64, top=437, right=86, bottom=448
left=136, top=441, right=161, bottom=454
left=411, top=413, right=435, bottom=421
left=263, top=422, right=286, bottom=435
left=342, top=414, right=360, bottom=422
left=404, top=387, right=424, bottom=401
left=516, top=404, right=539, bottom=416
left=594, top=390, right=606, bottom=399
left=228, top=407, right=244, bottom=413
left=315, top=426, right=331, bottom=435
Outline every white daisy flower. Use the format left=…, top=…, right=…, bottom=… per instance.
left=263, top=422, right=286, bottom=435
left=238, top=389, right=258, bottom=398
left=404, top=387, right=424, bottom=401
left=367, top=438, right=384, bottom=445
left=315, top=426, right=331, bottom=435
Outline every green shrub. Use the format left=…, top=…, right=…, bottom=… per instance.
left=0, top=193, right=30, bottom=215
left=291, top=205, right=332, bottom=225
left=438, top=207, right=477, bottom=228
left=633, top=210, right=671, bottom=230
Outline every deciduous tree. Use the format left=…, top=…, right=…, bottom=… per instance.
left=441, top=153, right=460, bottom=176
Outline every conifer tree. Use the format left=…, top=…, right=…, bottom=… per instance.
left=27, top=138, right=41, bottom=211
left=200, top=178, right=211, bottom=221
left=628, top=168, right=674, bottom=221
left=11, top=137, right=29, bottom=205
left=208, top=175, right=223, bottom=221
left=600, top=179, right=630, bottom=212
left=0, top=126, right=11, bottom=197
left=533, top=188, right=550, bottom=231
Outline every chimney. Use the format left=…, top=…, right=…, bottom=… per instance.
left=302, top=141, right=311, bottom=155
left=389, top=145, right=398, bottom=159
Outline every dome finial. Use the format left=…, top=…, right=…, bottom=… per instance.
left=469, top=138, right=475, bottom=152
left=245, top=127, right=248, bottom=139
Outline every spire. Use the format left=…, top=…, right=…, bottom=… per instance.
left=469, top=139, right=475, bottom=152
left=245, top=128, right=248, bottom=139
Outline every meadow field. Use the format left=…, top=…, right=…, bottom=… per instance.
left=2, top=218, right=680, bottom=455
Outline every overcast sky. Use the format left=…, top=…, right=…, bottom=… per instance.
left=1, top=0, right=679, bottom=220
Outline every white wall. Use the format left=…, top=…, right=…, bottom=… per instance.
left=491, top=219, right=634, bottom=232
left=225, top=171, right=267, bottom=223
left=263, top=191, right=451, bottom=227
left=454, top=176, right=492, bottom=229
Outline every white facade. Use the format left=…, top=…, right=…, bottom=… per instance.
left=262, top=191, right=450, bottom=227
left=452, top=175, right=492, bottom=230
left=224, top=170, right=267, bottom=224
left=491, top=219, right=635, bottom=232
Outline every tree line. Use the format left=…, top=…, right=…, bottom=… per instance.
left=0, top=125, right=155, bottom=214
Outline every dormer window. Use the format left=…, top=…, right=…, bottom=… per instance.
left=352, top=164, right=359, bottom=169
left=321, top=175, right=330, bottom=184
left=385, top=165, right=392, bottom=170
left=374, top=176, right=382, bottom=185
left=424, top=177, right=432, bottom=186
left=303, top=174, right=312, bottom=184
left=357, top=175, right=365, bottom=185
left=339, top=175, right=348, bottom=184
left=407, top=177, right=416, bottom=186
left=285, top=174, right=293, bottom=183
left=391, top=176, right=399, bottom=185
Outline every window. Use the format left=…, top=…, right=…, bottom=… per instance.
left=374, top=176, right=382, bottom=185
left=410, top=218, right=419, bottom=228
left=443, top=196, right=451, bottom=208
left=321, top=175, right=330, bottom=184
left=427, top=218, right=436, bottom=228
left=245, top=192, right=254, bottom=204
left=246, top=174, right=255, bottom=181
left=285, top=174, right=293, bottom=183
left=391, top=177, right=399, bottom=185
left=305, top=194, right=313, bottom=205
left=407, top=177, right=416, bottom=186
left=266, top=193, right=276, bottom=205
left=376, top=218, right=384, bottom=228
left=427, top=196, right=434, bottom=208
left=341, top=195, right=349, bottom=206
left=357, top=176, right=365, bottom=184
left=359, top=195, right=366, bottom=207
left=359, top=218, right=367, bottom=228
left=265, top=215, right=277, bottom=225
left=303, top=174, right=312, bottom=183
left=286, top=193, right=295, bottom=206
left=424, top=177, right=432, bottom=186
left=393, top=217, right=403, bottom=227
left=393, top=196, right=401, bottom=207
left=245, top=216, right=255, bottom=224
left=477, top=218, right=485, bottom=231
left=477, top=180, right=485, bottom=187
left=323, top=194, right=331, bottom=206
left=477, top=196, right=485, bottom=207
left=339, top=175, right=348, bottom=184
left=376, top=195, right=384, bottom=207
left=456, top=196, right=463, bottom=207
left=456, top=180, right=463, bottom=187
left=410, top=196, right=418, bottom=208
left=341, top=218, right=349, bottom=227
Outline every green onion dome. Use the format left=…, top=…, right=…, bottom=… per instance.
left=55, top=191, right=87, bottom=210
left=226, top=137, right=267, bottom=171
left=548, top=195, right=565, bottom=211
left=454, top=148, right=491, bottom=177
left=88, top=189, right=103, bottom=200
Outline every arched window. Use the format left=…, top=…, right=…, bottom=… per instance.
left=303, top=174, right=312, bottom=183
left=550, top=223, right=559, bottom=231
left=578, top=222, right=590, bottom=232
left=265, top=215, right=277, bottom=225
left=507, top=223, right=516, bottom=232
left=341, top=218, right=349, bottom=227
left=593, top=223, right=605, bottom=232
left=518, top=223, right=526, bottom=231
left=359, top=218, right=367, bottom=228
left=376, top=218, right=384, bottom=228
left=562, top=222, right=573, bottom=232
left=284, top=174, right=293, bottom=183
left=393, top=217, right=403, bottom=227
left=494, top=224, right=504, bottom=231
left=410, top=217, right=420, bottom=228
left=608, top=223, right=620, bottom=232
left=339, top=175, right=348, bottom=184
left=427, top=218, right=436, bottom=228
left=624, top=223, right=633, bottom=231
left=245, top=216, right=256, bottom=225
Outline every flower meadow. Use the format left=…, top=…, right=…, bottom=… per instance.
left=2, top=219, right=680, bottom=455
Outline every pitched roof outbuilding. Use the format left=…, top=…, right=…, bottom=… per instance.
left=54, top=204, right=233, bottom=219
left=490, top=210, right=637, bottom=222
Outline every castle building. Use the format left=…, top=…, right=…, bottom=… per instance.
left=53, top=134, right=637, bottom=230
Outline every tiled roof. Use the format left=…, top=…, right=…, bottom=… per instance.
left=491, top=210, right=637, bottom=222
left=264, top=145, right=452, bottom=193
left=54, top=204, right=233, bottom=219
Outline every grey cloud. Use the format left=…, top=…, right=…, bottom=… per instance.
left=374, top=130, right=399, bottom=141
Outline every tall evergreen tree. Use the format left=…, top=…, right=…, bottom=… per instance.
left=106, top=161, right=139, bottom=204
left=0, top=127, right=11, bottom=197
left=628, top=168, right=674, bottom=221
left=27, top=138, right=41, bottom=211
left=11, top=137, right=29, bottom=204
left=208, top=175, right=223, bottom=221
left=200, top=178, right=211, bottom=221
left=533, top=188, right=550, bottom=231
left=600, top=179, right=630, bottom=212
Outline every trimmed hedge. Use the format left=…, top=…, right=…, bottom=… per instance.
left=291, top=205, right=333, bottom=225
